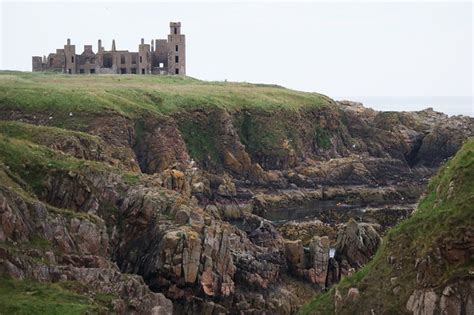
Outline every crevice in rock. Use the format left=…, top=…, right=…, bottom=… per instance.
left=405, top=134, right=425, bottom=167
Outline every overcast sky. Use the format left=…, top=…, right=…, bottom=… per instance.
left=1, top=1, right=472, bottom=115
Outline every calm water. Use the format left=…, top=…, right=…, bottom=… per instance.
left=265, top=199, right=365, bottom=225
left=335, top=96, right=473, bottom=117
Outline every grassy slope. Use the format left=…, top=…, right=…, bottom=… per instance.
left=0, top=133, right=104, bottom=195
left=0, top=278, right=112, bottom=315
left=0, top=120, right=102, bottom=145
left=299, top=138, right=474, bottom=314
left=0, top=71, right=331, bottom=116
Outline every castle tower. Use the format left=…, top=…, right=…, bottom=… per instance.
left=138, top=38, right=151, bottom=74
left=32, top=56, right=43, bottom=71
left=64, top=38, right=76, bottom=74
left=98, top=39, right=103, bottom=53
left=168, top=22, right=186, bottom=75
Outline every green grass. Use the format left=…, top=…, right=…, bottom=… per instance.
left=0, top=119, right=135, bottom=188
left=122, top=172, right=141, bottom=185
left=0, top=120, right=103, bottom=148
left=314, top=126, right=331, bottom=150
left=298, top=289, right=335, bottom=315
left=177, top=112, right=221, bottom=165
left=237, top=109, right=288, bottom=155
left=0, top=277, right=109, bottom=315
left=0, top=71, right=330, bottom=117
left=386, top=136, right=474, bottom=255
left=300, top=137, right=474, bottom=314
left=28, top=236, right=52, bottom=250
left=0, top=135, right=88, bottom=194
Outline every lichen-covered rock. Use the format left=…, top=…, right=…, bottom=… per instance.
left=334, top=219, right=381, bottom=269
left=278, top=220, right=338, bottom=246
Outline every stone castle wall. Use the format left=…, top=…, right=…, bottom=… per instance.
left=32, top=22, right=186, bottom=75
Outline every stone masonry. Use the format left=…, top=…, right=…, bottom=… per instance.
left=32, top=22, right=185, bottom=75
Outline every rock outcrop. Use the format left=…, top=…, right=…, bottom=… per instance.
left=301, top=138, right=474, bottom=315
left=283, top=236, right=332, bottom=287
left=334, top=219, right=381, bottom=269
left=1, top=73, right=473, bottom=314
left=0, top=186, right=173, bottom=315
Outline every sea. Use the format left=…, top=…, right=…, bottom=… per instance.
left=334, top=96, right=473, bottom=117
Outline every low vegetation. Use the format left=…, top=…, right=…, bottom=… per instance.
left=0, top=120, right=102, bottom=146
left=299, top=138, right=474, bottom=314
left=0, top=71, right=330, bottom=117
left=0, top=277, right=113, bottom=315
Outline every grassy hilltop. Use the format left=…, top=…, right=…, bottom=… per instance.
left=0, top=71, right=336, bottom=171
left=0, top=71, right=331, bottom=116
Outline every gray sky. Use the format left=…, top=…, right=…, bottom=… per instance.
left=1, top=1, right=472, bottom=115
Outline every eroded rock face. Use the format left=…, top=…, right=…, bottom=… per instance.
left=406, top=289, right=439, bottom=315
left=134, top=117, right=191, bottom=174
left=1, top=100, right=473, bottom=314
left=284, top=240, right=306, bottom=271
left=404, top=236, right=474, bottom=315
left=278, top=220, right=338, bottom=247
left=416, top=114, right=474, bottom=167
left=0, top=188, right=173, bottom=315
left=280, top=219, right=382, bottom=293
left=283, top=236, right=331, bottom=287
left=334, top=219, right=382, bottom=269
left=439, top=281, right=474, bottom=315
left=308, top=236, right=330, bottom=285
left=1, top=162, right=301, bottom=313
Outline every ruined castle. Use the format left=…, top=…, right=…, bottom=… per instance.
left=32, top=22, right=185, bottom=75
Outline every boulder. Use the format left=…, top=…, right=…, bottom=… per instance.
left=334, top=219, right=381, bottom=269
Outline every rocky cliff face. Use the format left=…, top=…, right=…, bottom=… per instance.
left=300, top=139, right=474, bottom=315
left=0, top=73, right=472, bottom=314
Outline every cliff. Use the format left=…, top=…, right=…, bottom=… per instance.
left=0, top=71, right=472, bottom=314
left=300, top=138, right=474, bottom=315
